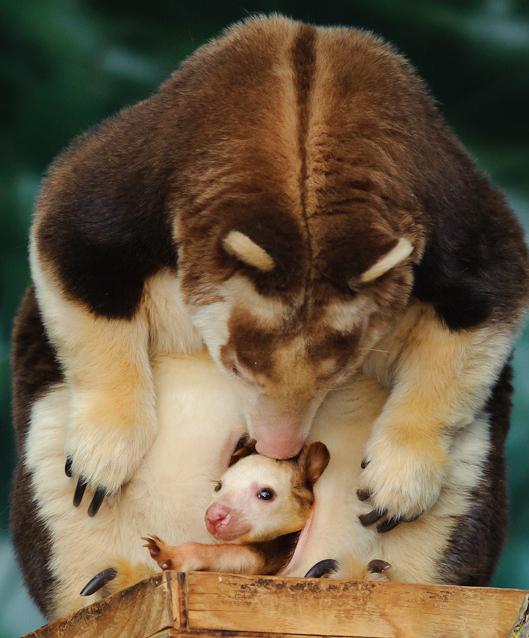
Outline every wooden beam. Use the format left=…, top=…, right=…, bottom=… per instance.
left=510, top=594, right=529, bottom=638
left=22, top=572, right=529, bottom=638
left=22, top=574, right=175, bottom=638
left=184, top=573, right=527, bottom=638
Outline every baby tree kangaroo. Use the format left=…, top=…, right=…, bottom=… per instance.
left=81, top=440, right=389, bottom=596
left=144, top=440, right=331, bottom=577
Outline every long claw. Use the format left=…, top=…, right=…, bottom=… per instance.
left=368, top=559, right=391, bottom=574
left=360, top=458, right=370, bottom=469
left=359, top=508, right=387, bottom=526
left=65, top=457, right=73, bottom=478
left=304, top=559, right=339, bottom=578
left=377, top=517, right=402, bottom=534
left=88, top=487, right=106, bottom=517
left=73, top=478, right=87, bottom=507
left=80, top=567, right=117, bottom=596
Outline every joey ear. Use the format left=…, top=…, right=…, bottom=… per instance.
left=356, top=237, right=413, bottom=285
left=222, top=230, right=275, bottom=272
left=229, top=436, right=257, bottom=466
left=299, top=442, right=330, bottom=487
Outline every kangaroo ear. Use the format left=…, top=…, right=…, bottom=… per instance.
left=229, top=436, right=257, bottom=466
left=298, top=442, right=330, bottom=487
left=357, top=237, right=413, bottom=284
left=222, top=230, right=275, bottom=272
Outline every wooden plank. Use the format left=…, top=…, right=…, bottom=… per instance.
left=22, top=573, right=176, bottom=638
left=170, top=634, right=350, bottom=638
left=185, top=572, right=527, bottom=638
left=510, top=594, right=529, bottom=637
left=21, top=572, right=529, bottom=638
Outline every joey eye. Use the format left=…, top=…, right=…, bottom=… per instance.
left=231, top=366, right=239, bottom=376
left=256, top=487, right=275, bottom=501
left=213, top=481, right=222, bottom=492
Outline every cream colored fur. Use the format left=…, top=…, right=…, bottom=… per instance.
left=25, top=354, right=245, bottom=616
left=211, top=454, right=309, bottom=543
left=283, top=375, right=491, bottom=582
left=30, top=238, right=203, bottom=493
left=25, top=354, right=489, bottom=617
left=360, top=301, right=513, bottom=520
left=31, top=223, right=513, bottom=527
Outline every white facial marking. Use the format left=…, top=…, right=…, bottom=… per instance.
left=222, top=275, right=289, bottom=327
left=323, top=297, right=376, bottom=333
left=191, top=300, right=231, bottom=360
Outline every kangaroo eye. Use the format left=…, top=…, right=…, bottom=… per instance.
left=231, top=366, right=239, bottom=376
left=213, top=481, right=222, bottom=492
left=257, top=487, right=275, bottom=501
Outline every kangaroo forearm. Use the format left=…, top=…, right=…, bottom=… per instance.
left=31, top=247, right=153, bottom=427
left=359, top=304, right=519, bottom=519
left=382, top=317, right=514, bottom=441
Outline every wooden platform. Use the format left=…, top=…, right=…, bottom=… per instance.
left=22, top=572, right=529, bottom=638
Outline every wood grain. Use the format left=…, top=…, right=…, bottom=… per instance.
left=21, top=572, right=529, bottom=638
left=22, top=573, right=174, bottom=638
left=185, top=572, right=528, bottom=638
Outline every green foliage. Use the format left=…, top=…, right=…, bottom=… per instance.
left=1, top=4, right=528, bottom=614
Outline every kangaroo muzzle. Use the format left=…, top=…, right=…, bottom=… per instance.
left=250, top=393, right=325, bottom=459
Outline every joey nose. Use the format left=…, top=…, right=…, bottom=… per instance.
left=205, top=503, right=230, bottom=533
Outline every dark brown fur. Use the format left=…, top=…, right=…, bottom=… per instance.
left=34, top=17, right=528, bottom=326
left=10, top=288, right=61, bottom=617
left=439, top=362, right=512, bottom=584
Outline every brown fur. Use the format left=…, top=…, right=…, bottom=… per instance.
left=439, top=362, right=512, bottom=585
left=34, top=16, right=528, bottom=326
left=142, top=531, right=300, bottom=578
left=12, top=15, right=529, bottom=612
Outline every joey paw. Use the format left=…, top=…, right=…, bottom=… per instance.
left=143, top=536, right=199, bottom=573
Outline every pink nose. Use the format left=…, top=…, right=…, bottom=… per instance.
left=205, top=503, right=230, bottom=529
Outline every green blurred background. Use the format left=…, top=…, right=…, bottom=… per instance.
left=1, top=0, right=528, bottom=634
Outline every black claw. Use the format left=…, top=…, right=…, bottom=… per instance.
left=304, top=559, right=339, bottom=579
left=65, top=457, right=73, bottom=478
left=356, top=489, right=371, bottom=502
left=360, top=458, right=370, bottom=469
left=377, top=517, right=402, bottom=534
left=368, top=559, right=391, bottom=574
left=73, top=478, right=87, bottom=507
left=359, top=508, right=387, bottom=526
left=88, top=487, right=106, bottom=517
left=80, top=567, right=117, bottom=596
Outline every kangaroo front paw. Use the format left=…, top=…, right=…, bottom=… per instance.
left=357, top=430, right=447, bottom=531
left=65, top=391, right=157, bottom=515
